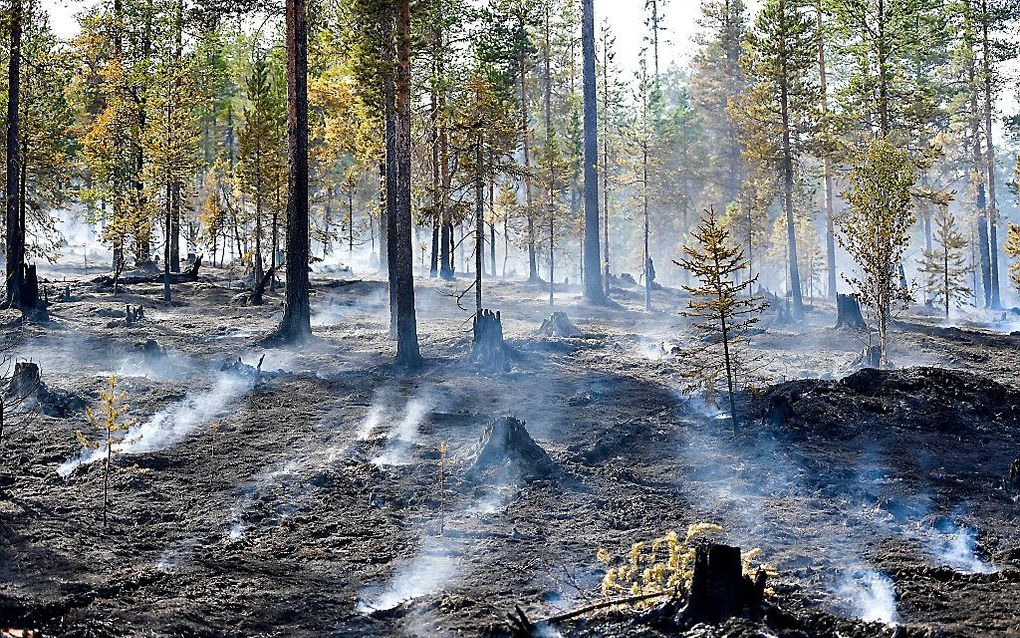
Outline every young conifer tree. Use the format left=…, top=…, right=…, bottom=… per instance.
left=837, top=138, right=915, bottom=368
left=918, top=207, right=971, bottom=317
left=676, top=208, right=767, bottom=432
left=1004, top=222, right=1020, bottom=294
left=77, top=375, right=135, bottom=526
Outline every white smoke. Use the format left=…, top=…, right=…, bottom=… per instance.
left=835, top=568, right=899, bottom=625
left=926, top=520, right=997, bottom=574
left=370, top=393, right=437, bottom=467
left=58, top=372, right=254, bottom=477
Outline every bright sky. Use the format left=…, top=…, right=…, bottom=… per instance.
left=41, top=0, right=712, bottom=76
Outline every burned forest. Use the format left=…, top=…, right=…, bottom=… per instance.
left=4, top=0, right=1020, bottom=636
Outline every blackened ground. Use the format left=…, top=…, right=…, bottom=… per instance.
left=1, top=267, right=1019, bottom=638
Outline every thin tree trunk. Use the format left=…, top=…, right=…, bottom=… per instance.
left=581, top=0, right=605, bottom=303
left=519, top=41, right=538, bottom=282
left=816, top=1, right=837, bottom=300
left=475, top=137, right=484, bottom=312
left=981, top=0, right=1000, bottom=308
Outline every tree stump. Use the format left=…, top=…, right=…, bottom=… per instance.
left=1009, top=457, right=1020, bottom=490
left=470, top=309, right=509, bottom=372
left=537, top=312, right=580, bottom=338
left=835, top=293, right=868, bottom=330
left=856, top=345, right=882, bottom=369
left=680, top=543, right=766, bottom=626
left=140, top=339, right=165, bottom=363
left=466, top=416, right=560, bottom=483
left=6, top=362, right=41, bottom=400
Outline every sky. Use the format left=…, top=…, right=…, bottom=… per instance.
left=41, top=0, right=712, bottom=77
left=35, top=0, right=1020, bottom=136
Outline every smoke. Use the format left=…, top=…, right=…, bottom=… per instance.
left=356, top=484, right=513, bottom=614
left=835, top=568, right=898, bottom=625
left=370, top=391, right=437, bottom=467
left=311, top=287, right=389, bottom=327
left=58, top=371, right=254, bottom=477
left=925, top=519, right=997, bottom=574
left=356, top=536, right=459, bottom=613
left=227, top=460, right=303, bottom=541
left=675, top=393, right=902, bottom=625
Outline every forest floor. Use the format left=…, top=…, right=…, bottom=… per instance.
left=2, top=264, right=1020, bottom=638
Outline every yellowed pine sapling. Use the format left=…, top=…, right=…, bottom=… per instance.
left=837, top=137, right=915, bottom=368
left=675, top=208, right=767, bottom=431
left=77, top=375, right=135, bottom=526
left=918, top=206, right=971, bottom=317
left=1005, top=223, right=1020, bottom=294
left=596, top=523, right=770, bottom=605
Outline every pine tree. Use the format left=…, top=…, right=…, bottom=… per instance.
left=1002, top=221, right=1020, bottom=295
left=837, top=137, right=915, bottom=367
left=676, top=207, right=767, bottom=432
left=741, top=0, right=820, bottom=320
left=918, top=206, right=971, bottom=316
left=236, top=53, right=286, bottom=300
left=76, top=375, right=135, bottom=526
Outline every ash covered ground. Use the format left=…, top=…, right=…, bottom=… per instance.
left=2, top=267, right=1020, bottom=637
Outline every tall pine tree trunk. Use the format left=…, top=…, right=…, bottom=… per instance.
left=475, top=136, right=484, bottom=312
left=271, top=0, right=312, bottom=342
left=394, top=0, right=422, bottom=367
left=981, top=0, right=1000, bottom=308
left=581, top=0, right=606, bottom=303
left=5, top=0, right=24, bottom=309
left=780, top=54, right=804, bottom=320
left=816, top=1, right=837, bottom=300
left=519, top=44, right=538, bottom=282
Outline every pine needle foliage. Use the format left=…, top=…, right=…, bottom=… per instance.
left=1005, top=222, right=1020, bottom=295
left=675, top=208, right=767, bottom=432
left=918, top=207, right=971, bottom=317
left=77, top=375, right=136, bottom=526
left=596, top=523, right=770, bottom=605
left=837, top=137, right=915, bottom=368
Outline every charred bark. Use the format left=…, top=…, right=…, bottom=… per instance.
left=269, top=0, right=312, bottom=344
left=835, top=293, right=868, bottom=331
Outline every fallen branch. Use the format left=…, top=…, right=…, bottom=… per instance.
left=508, top=591, right=674, bottom=636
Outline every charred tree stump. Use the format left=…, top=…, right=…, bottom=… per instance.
left=680, top=544, right=766, bottom=626
left=470, top=309, right=509, bottom=372
left=835, top=293, right=868, bottom=331
left=6, top=361, right=40, bottom=400
left=250, top=265, right=276, bottom=306
left=537, top=312, right=580, bottom=338
left=467, top=416, right=560, bottom=483
left=856, top=345, right=882, bottom=369
left=1009, top=457, right=1020, bottom=490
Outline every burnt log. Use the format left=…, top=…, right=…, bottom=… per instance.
left=679, top=543, right=766, bottom=626
left=469, top=309, right=510, bottom=372
left=93, top=255, right=203, bottom=287
left=835, top=293, right=868, bottom=331
left=3, top=361, right=84, bottom=418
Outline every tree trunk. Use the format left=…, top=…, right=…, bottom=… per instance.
left=5, top=0, right=24, bottom=310
left=581, top=0, right=606, bottom=304
left=519, top=43, right=538, bottom=283
left=779, top=19, right=804, bottom=320
left=393, top=0, right=422, bottom=368
left=816, top=2, right=837, bottom=300
left=681, top=544, right=766, bottom=625
left=271, top=0, right=312, bottom=343
left=475, top=136, right=485, bottom=313
left=981, top=0, right=1000, bottom=309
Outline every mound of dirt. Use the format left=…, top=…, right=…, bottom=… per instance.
left=466, top=416, right=560, bottom=483
left=754, top=366, right=1020, bottom=439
